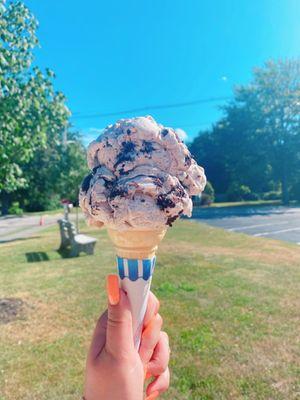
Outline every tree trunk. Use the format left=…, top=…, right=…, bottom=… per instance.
left=1, top=191, right=10, bottom=215
left=281, top=161, right=289, bottom=205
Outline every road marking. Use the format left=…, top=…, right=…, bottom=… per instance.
left=228, top=221, right=289, bottom=232
left=253, top=227, right=300, bottom=237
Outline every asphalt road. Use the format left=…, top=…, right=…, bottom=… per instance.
left=1, top=205, right=300, bottom=245
left=192, top=205, right=300, bottom=244
left=0, top=212, right=81, bottom=244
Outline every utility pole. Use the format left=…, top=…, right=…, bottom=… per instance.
left=62, top=128, right=67, bottom=150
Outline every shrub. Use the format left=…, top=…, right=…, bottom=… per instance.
left=204, top=181, right=215, bottom=202
left=290, top=182, right=300, bottom=201
left=193, top=181, right=215, bottom=206
left=196, top=181, right=214, bottom=206
left=24, top=194, right=61, bottom=212
left=200, top=193, right=213, bottom=206
left=227, top=183, right=251, bottom=202
left=262, top=191, right=281, bottom=201
left=8, top=202, right=23, bottom=216
left=192, top=195, right=201, bottom=207
left=214, top=193, right=227, bottom=203
left=243, top=192, right=260, bottom=201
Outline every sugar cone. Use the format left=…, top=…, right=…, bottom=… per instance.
left=107, top=228, right=167, bottom=348
left=107, top=228, right=167, bottom=259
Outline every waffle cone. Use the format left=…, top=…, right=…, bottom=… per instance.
left=107, top=228, right=167, bottom=259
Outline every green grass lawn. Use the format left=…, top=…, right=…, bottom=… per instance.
left=0, top=220, right=300, bottom=400
left=208, top=200, right=282, bottom=208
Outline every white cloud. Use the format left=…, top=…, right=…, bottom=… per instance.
left=86, top=127, right=104, bottom=136
left=81, top=127, right=104, bottom=147
left=175, top=128, right=188, bottom=141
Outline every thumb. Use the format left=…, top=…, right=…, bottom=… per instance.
left=105, top=274, right=135, bottom=358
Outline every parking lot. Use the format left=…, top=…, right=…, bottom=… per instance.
left=193, top=205, right=300, bottom=244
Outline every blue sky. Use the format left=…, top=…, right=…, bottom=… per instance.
left=25, top=0, right=300, bottom=143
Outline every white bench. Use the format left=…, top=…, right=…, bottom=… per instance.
left=58, top=219, right=97, bottom=257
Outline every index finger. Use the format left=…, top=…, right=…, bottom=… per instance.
left=139, top=313, right=163, bottom=364
left=87, top=310, right=108, bottom=362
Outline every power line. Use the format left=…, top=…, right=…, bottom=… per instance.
left=178, top=122, right=212, bottom=129
left=71, top=96, right=231, bottom=120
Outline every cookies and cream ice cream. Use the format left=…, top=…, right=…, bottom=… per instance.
left=79, top=115, right=206, bottom=231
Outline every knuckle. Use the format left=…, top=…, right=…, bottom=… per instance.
left=148, top=356, right=169, bottom=375
left=155, top=363, right=166, bottom=375
left=141, top=331, right=155, bottom=348
left=143, top=336, right=154, bottom=350
left=108, top=308, right=132, bottom=326
left=139, top=348, right=153, bottom=365
left=107, top=315, right=131, bottom=330
left=113, top=349, right=136, bottom=364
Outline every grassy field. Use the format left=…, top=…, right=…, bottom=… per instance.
left=0, top=220, right=300, bottom=400
left=208, top=200, right=282, bottom=208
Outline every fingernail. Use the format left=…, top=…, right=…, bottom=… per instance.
left=106, top=275, right=119, bottom=305
left=145, top=371, right=152, bottom=380
left=144, top=365, right=152, bottom=380
left=155, top=300, right=160, bottom=314
left=143, top=316, right=156, bottom=339
left=146, top=391, right=159, bottom=400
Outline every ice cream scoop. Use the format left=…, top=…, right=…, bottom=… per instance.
left=80, top=116, right=206, bottom=231
left=79, top=115, right=206, bottom=347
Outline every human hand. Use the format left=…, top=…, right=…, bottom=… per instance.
left=84, top=274, right=170, bottom=400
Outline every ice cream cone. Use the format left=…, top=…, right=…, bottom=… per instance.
left=107, top=228, right=167, bottom=348
left=79, top=116, right=206, bottom=351
left=107, top=228, right=167, bottom=259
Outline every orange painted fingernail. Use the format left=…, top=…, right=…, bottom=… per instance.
left=106, top=275, right=119, bottom=305
left=146, top=391, right=159, bottom=400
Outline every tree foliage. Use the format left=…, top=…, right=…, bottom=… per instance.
left=17, top=131, right=87, bottom=211
left=0, top=0, right=88, bottom=214
left=0, top=0, right=70, bottom=201
left=190, top=59, right=300, bottom=204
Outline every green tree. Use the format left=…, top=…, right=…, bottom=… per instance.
left=190, top=59, right=300, bottom=204
left=17, top=131, right=87, bottom=211
left=190, top=116, right=271, bottom=197
left=234, top=59, right=300, bottom=204
left=0, top=0, right=69, bottom=214
left=189, top=129, right=231, bottom=194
